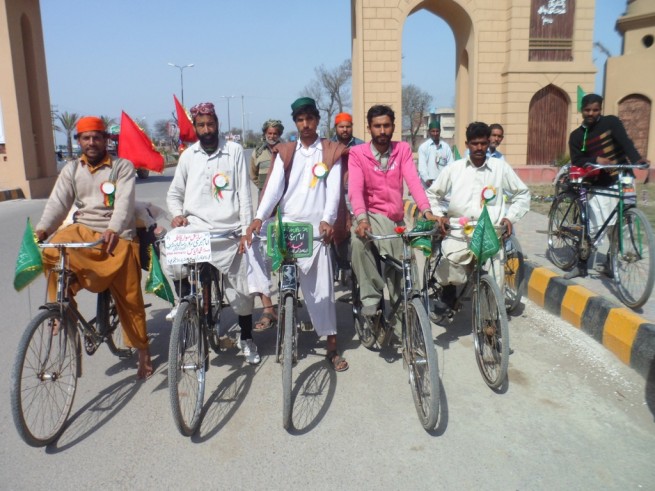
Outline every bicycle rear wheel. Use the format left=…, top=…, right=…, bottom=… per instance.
left=281, top=294, right=295, bottom=429
left=472, top=274, right=510, bottom=389
left=611, top=207, right=655, bottom=309
left=11, top=309, right=78, bottom=447
left=207, top=269, right=225, bottom=354
left=168, top=301, right=206, bottom=436
left=503, top=236, right=524, bottom=314
left=97, top=290, right=132, bottom=358
left=548, top=193, right=583, bottom=271
left=405, top=297, right=440, bottom=430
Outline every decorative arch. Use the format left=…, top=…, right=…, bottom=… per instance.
left=526, top=85, right=569, bottom=165
left=618, top=94, right=651, bottom=159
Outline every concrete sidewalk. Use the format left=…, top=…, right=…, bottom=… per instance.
left=515, top=210, right=655, bottom=380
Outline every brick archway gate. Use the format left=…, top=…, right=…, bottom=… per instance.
left=350, top=0, right=596, bottom=173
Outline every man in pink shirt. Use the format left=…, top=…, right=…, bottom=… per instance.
left=348, top=105, right=436, bottom=343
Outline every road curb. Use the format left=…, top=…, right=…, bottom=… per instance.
left=523, top=261, right=655, bottom=379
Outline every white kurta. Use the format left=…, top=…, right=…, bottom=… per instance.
left=255, top=138, right=341, bottom=336
left=426, top=157, right=531, bottom=285
left=165, top=139, right=254, bottom=315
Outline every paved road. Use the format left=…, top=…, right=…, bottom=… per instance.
left=1, top=167, right=654, bottom=489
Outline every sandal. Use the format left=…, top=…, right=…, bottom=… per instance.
left=254, top=311, right=277, bottom=332
left=326, top=350, right=349, bottom=372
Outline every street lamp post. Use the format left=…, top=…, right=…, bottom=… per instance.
left=167, top=62, right=194, bottom=107
left=220, top=95, right=235, bottom=137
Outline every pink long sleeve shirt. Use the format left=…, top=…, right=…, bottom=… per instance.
left=348, top=141, right=430, bottom=222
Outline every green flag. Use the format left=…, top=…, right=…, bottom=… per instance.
left=410, top=219, right=434, bottom=257
left=145, top=244, right=175, bottom=305
left=14, top=218, right=43, bottom=291
left=270, top=207, right=286, bottom=272
left=453, top=144, right=462, bottom=160
left=469, top=205, right=500, bottom=264
left=577, top=85, right=585, bottom=112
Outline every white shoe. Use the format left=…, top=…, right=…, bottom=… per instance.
left=165, top=306, right=178, bottom=322
left=238, top=338, right=261, bottom=365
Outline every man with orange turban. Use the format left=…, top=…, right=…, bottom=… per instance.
left=331, top=112, right=364, bottom=148
left=35, top=116, right=152, bottom=379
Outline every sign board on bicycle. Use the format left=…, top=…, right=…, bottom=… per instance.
left=164, top=232, right=212, bottom=265
left=266, top=222, right=313, bottom=258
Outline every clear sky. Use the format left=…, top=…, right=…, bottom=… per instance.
left=39, top=0, right=627, bottom=144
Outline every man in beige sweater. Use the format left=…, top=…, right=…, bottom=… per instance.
left=35, top=116, right=152, bottom=379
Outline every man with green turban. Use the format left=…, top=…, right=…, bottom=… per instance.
left=418, top=119, right=454, bottom=188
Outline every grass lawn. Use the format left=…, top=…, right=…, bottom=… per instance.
left=528, top=182, right=655, bottom=230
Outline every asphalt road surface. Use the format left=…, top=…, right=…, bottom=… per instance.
left=0, top=163, right=654, bottom=490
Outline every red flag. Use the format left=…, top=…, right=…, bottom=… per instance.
left=118, top=111, right=165, bottom=173
left=174, top=95, right=198, bottom=143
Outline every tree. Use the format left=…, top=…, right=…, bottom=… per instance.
left=100, top=115, right=117, bottom=131
left=56, top=111, right=79, bottom=158
left=302, top=59, right=352, bottom=138
left=153, top=119, right=172, bottom=144
left=402, top=84, right=432, bottom=151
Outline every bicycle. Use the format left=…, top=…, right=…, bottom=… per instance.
left=166, top=230, right=233, bottom=437
left=351, top=225, right=441, bottom=430
left=265, top=223, right=325, bottom=430
left=10, top=238, right=133, bottom=447
left=548, top=163, right=654, bottom=308
left=423, top=223, right=510, bottom=389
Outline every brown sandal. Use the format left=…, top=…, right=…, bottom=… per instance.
left=326, top=351, right=349, bottom=372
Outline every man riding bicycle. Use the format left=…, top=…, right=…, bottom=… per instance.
left=426, top=121, right=530, bottom=313
left=35, top=116, right=152, bottom=379
left=166, top=102, right=260, bottom=365
left=565, top=93, right=651, bottom=279
left=348, top=104, right=436, bottom=344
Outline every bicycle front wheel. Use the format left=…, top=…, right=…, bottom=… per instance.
left=168, top=301, right=206, bottom=436
left=612, top=207, right=655, bottom=309
left=405, top=297, right=440, bottom=430
left=472, top=275, right=510, bottom=389
left=504, top=236, right=524, bottom=314
left=11, top=309, right=78, bottom=447
left=281, top=294, right=294, bottom=430
left=207, top=269, right=225, bottom=354
left=548, top=193, right=583, bottom=271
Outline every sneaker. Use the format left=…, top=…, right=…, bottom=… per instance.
left=238, top=338, right=261, bottom=365
left=165, top=306, right=178, bottom=322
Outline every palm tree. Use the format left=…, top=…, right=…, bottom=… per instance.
left=100, top=115, right=117, bottom=131
left=56, top=112, right=79, bottom=158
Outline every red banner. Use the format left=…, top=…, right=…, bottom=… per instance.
left=117, top=111, right=164, bottom=173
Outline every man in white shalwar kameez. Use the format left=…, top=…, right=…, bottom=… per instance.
left=247, top=97, right=349, bottom=372
left=166, top=102, right=260, bottom=364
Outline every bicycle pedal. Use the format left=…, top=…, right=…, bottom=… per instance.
left=84, top=334, right=99, bottom=355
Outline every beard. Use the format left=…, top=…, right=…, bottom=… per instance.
left=265, top=137, right=279, bottom=146
left=372, top=134, right=390, bottom=147
left=199, top=131, right=219, bottom=149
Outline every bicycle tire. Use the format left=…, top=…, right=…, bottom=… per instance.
left=472, top=274, right=510, bottom=389
left=282, top=294, right=294, bottom=430
left=96, top=290, right=132, bottom=357
left=548, top=193, right=583, bottom=271
left=405, top=297, right=440, bottom=430
left=168, top=301, right=206, bottom=436
left=207, top=269, right=225, bottom=354
left=611, top=207, right=655, bottom=309
left=351, top=276, right=377, bottom=349
left=11, top=309, right=78, bottom=447
left=504, top=236, right=524, bottom=314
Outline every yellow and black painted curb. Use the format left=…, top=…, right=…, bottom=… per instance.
left=523, top=261, right=655, bottom=380
left=0, top=188, right=25, bottom=202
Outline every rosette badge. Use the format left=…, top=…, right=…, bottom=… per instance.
left=480, top=185, right=496, bottom=207
left=100, top=181, right=116, bottom=207
left=310, top=162, right=329, bottom=188
left=213, top=172, right=229, bottom=200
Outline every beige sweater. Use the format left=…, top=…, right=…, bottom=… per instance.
left=37, top=157, right=137, bottom=239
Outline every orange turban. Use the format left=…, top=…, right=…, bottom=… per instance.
left=334, top=112, right=352, bottom=126
left=76, top=116, right=106, bottom=135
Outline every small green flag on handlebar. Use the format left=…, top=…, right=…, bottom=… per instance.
left=145, top=244, right=175, bottom=305
left=13, top=218, right=43, bottom=291
left=469, top=205, right=500, bottom=264
left=410, top=219, right=434, bottom=257
left=270, top=207, right=286, bottom=272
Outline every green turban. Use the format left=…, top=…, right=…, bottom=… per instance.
left=428, top=120, right=441, bottom=130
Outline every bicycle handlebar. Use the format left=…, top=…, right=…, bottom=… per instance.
left=365, top=228, right=439, bottom=241
left=39, top=238, right=105, bottom=249
left=582, top=162, right=649, bottom=171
